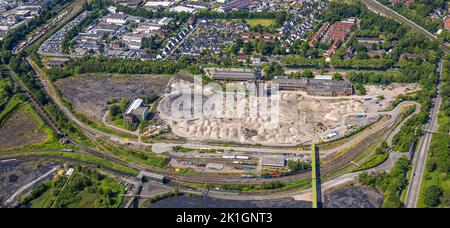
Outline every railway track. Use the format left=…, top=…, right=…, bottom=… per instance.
left=0, top=121, right=388, bottom=186
left=75, top=127, right=390, bottom=185
left=4, top=58, right=400, bottom=186
left=8, top=46, right=412, bottom=187
left=4, top=67, right=63, bottom=135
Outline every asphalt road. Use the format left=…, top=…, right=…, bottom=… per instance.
left=404, top=60, right=443, bottom=208
left=359, top=0, right=447, bottom=208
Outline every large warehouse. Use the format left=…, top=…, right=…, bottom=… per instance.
left=212, top=70, right=258, bottom=82
left=273, top=77, right=354, bottom=96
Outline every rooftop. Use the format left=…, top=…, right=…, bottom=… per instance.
left=125, top=98, right=143, bottom=114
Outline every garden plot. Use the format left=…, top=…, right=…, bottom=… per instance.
left=55, top=74, right=172, bottom=120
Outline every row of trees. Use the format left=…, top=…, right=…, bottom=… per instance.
left=379, top=0, right=444, bottom=33
left=197, top=10, right=289, bottom=26
left=421, top=55, right=450, bottom=208
left=359, top=157, right=410, bottom=208
left=8, top=53, right=93, bottom=146
left=346, top=70, right=414, bottom=85
left=66, top=57, right=188, bottom=75
left=281, top=55, right=395, bottom=70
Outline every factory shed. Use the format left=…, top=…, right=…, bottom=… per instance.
left=212, top=70, right=257, bottom=82
left=262, top=156, right=286, bottom=167
left=125, top=99, right=144, bottom=115
left=137, top=171, right=166, bottom=184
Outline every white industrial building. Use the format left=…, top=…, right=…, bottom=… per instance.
left=124, top=99, right=149, bottom=123
left=144, top=0, right=174, bottom=8
left=169, top=6, right=197, bottom=14
left=262, top=156, right=286, bottom=167
left=106, top=13, right=128, bottom=25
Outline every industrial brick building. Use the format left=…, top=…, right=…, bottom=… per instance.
left=123, top=98, right=149, bottom=125
left=273, top=77, right=354, bottom=96
left=212, top=70, right=259, bottom=82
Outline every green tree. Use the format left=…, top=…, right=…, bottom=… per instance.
left=423, top=185, right=442, bottom=207
left=333, top=73, right=343, bottom=81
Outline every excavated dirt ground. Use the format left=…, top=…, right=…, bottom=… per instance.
left=323, top=185, right=383, bottom=208
left=55, top=74, right=172, bottom=120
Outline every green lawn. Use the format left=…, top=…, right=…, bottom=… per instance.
left=30, top=190, right=52, bottom=208
left=68, top=191, right=97, bottom=208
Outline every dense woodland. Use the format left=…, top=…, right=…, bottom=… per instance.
left=421, top=55, right=450, bottom=208
left=66, top=57, right=188, bottom=75
left=359, top=157, right=410, bottom=208
left=379, top=0, right=445, bottom=33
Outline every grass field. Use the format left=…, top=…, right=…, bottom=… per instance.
left=246, top=19, right=277, bottom=27
left=68, top=191, right=97, bottom=208
left=30, top=190, right=52, bottom=208
left=0, top=99, right=61, bottom=150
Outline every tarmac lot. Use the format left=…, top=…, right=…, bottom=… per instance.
left=55, top=73, right=172, bottom=120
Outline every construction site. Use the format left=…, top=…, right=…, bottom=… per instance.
left=157, top=79, right=419, bottom=146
